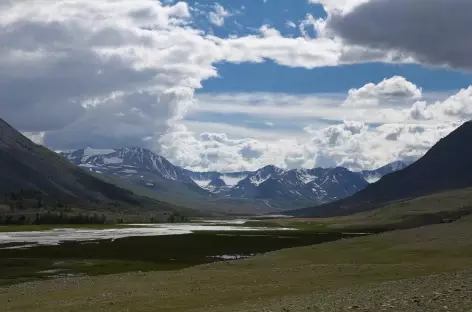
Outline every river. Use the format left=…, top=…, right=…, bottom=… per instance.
left=0, top=220, right=291, bottom=248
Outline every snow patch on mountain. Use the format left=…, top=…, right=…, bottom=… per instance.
left=193, top=179, right=212, bottom=187
left=364, top=174, right=382, bottom=183
left=83, top=147, right=115, bottom=158
left=250, top=175, right=270, bottom=186
left=221, top=175, right=247, bottom=186
left=297, top=170, right=317, bottom=184
left=104, top=157, right=123, bottom=164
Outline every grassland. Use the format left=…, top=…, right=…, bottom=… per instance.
left=2, top=187, right=472, bottom=311
left=1, top=214, right=472, bottom=311
left=0, top=229, right=360, bottom=286
left=250, top=187, right=472, bottom=231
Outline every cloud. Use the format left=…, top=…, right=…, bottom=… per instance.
left=1, top=0, right=471, bottom=173
left=343, top=76, right=422, bottom=107
left=212, top=22, right=410, bottom=69
left=182, top=120, right=301, bottom=141
left=0, top=0, right=370, bottom=140
left=158, top=118, right=462, bottom=172
left=43, top=89, right=192, bottom=150
left=325, top=0, right=472, bottom=70
left=208, top=4, right=231, bottom=27
left=22, top=131, right=45, bottom=145
left=191, top=90, right=431, bottom=126
left=285, top=21, right=296, bottom=29
left=159, top=79, right=472, bottom=172
left=440, top=87, right=472, bottom=118
left=299, top=14, right=317, bottom=39
left=158, top=123, right=303, bottom=172
left=0, top=0, right=217, bottom=145
left=0, top=0, right=415, bottom=139
left=309, top=0, right=370, bottom=14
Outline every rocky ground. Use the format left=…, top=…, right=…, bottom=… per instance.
left=237, top=270, right=472, bottom=312
left=2, top=269, right=471, bottom=312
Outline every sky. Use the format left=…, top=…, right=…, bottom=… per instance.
left=1, top=0, right=472, bottom=172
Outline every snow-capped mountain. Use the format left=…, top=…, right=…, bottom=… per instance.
left=214, top=166, right=369, bottom=205
left=183, top=170, right=251, bottom=190
left=60, top=147, right=409, bottom=209
left=360, top=161, right=411, bottom=183
left=61, top=147, right=195, bottom=184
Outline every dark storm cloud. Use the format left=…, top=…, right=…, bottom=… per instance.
left=328, top=0, right=472, bottom=70
left=0, top=20, right=169, bottom=133
left=42, top=92, right=169, bottom=150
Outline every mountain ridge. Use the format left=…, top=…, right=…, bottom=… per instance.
left=60, top=147, right=409, bottom=210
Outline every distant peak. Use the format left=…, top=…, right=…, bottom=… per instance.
left=119, top=147, right=155, bottom=154
left=82, top=147, right=116, bottom=157
left=259, top=165, right=283, bottom=172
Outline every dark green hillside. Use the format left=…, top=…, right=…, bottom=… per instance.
left=0, top=118, right=188, bottom=215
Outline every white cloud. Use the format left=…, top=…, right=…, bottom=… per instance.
left=160, top=79, right=472, bottom=172
left=1, top=0, right=471, bottom=174
left=343, top=76, right=422, bottom=107
left=213, top=24, right=409, bottom=69
left=409, top=86, right=472, bottom=122
left=22, top=131, right=45, bottom=145
left=208, top=4, right=231, bottom=27
left=158, top=118, right=462, bottom=172
left=191, top=90, right=445, bottom=126
left=0, top=0, right=218, bottom=148
left=0, top=0, right=391, bottom=142
left=299, top=14, right=317, bottom=39
left=285, top=21, right=296, bottom=29
left=182, top=120, right=302, bottom=141
left=309, top=0, right=370, bottom=14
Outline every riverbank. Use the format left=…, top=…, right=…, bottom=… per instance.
left=0, top=220, right=367, bottom=286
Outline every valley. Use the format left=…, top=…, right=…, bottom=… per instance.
left=2, top=1, right=472, bottom=310
left=2, top=212, right=472, bottom=311
left=2, top=112, right=472, bottom=312
left=0, top=220, right=368, bottom=286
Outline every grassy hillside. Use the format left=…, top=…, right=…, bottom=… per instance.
left=258, top=187, right=472, bottom=231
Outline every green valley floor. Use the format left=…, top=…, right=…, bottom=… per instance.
left=2, top=214, right=472, bottom=311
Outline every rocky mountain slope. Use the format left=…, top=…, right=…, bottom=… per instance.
left=288, top=120, right=472, bottom=217
left=0, top=118, right=182, bottom=213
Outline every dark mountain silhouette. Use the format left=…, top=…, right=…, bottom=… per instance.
left=288, top=121, right=472, bottom=217
left=0, top=118, right=181, bottom=212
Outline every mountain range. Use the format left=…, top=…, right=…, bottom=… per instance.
left=60, top=147, right=409, bottom=211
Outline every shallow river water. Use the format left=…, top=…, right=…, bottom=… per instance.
left=0, top=220, right=291, bottom=247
